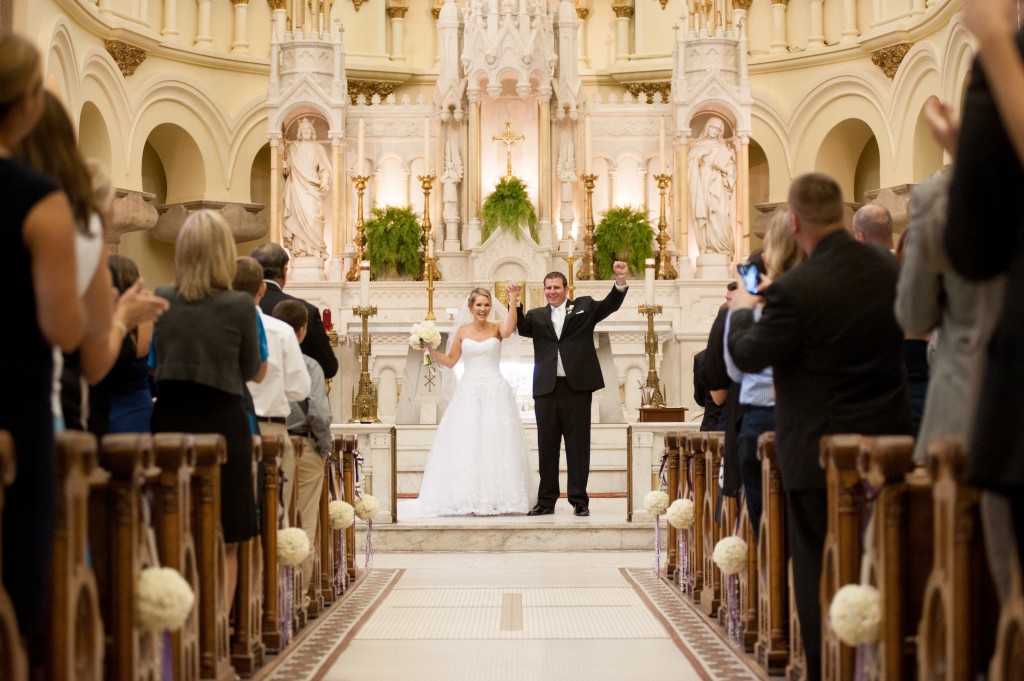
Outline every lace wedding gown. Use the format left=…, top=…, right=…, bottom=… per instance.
left=408, top=337, right=537, bottom=516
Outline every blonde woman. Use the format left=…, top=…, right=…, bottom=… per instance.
left=150, top=210, right=262, bottom=602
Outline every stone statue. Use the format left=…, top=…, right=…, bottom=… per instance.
left=283, top=117, right=332, bottom=258
left=556, top=122, right=577, bottom=183
left=687, top=116, right=736, bottom=257
left=441, top=127, right=463, bottom=225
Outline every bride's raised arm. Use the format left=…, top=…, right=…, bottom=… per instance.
left=499, top=282, right=520, bottom=339
left=427, top=327, right=463, bottom=369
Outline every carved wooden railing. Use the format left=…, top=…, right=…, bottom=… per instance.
left=301, top=438, right=325, bottom=621
left=664, top=431, right=681, bottom=575
left=787, top=558, right=806, bottom=681
left=755, top=432, right=789, bottom=674
left=684, top=432, right=707, bottom=602
left=260, top=434, right=284, bottom=653
left=737, top=494, right=759, bottom=651
left=49, top=431, right=104, bottom=681
left=0, top=430, right=27, bottom=681
left=339, top=435, right=358, bottom=580
left=89, top=434, right=161, bottom=681
left=700, top=432, right=724, bottom=617
left=989, top=569, right=1024, bottom=681
left=151, top=434, right=200, bottom=681
left=230, top=436, right=265, bottom=674
left=319, top=438, right=346, bottom=602
left=289, top=436, right=307, bottom=635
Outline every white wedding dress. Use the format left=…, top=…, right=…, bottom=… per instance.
left=407, top=337, right=537, bottom=516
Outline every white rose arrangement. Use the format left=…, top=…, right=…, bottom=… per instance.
left=712, top=536, right=748, bottom=575
left=277, top=527, right=312, bottom=566
left=328, top=500, right=355, bottom=530
left=354, top=494, right=380, bottom=521
left=666, top=498, right=695, bottom=529
left=643, top=490, right=670, bottom=516
left=409, top=320, right=442, bottom=365
left=137, top=566, right=195, bottom=633
left=829, top=584, right=881, bottom=646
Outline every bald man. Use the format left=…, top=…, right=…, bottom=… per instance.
left=852, top=203, right=895, bottom=250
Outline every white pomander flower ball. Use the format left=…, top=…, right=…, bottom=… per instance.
left=354, top=494, right=380, bottom=521
left=712, top=536, right=748, bottom=575
left=137, top=566, right=195, bottom=633
left=278, top=527, right=312, bottom=566
left=666, top=498, right=696, bottom=529
left=328, top=500, right=355, bottom=530
left=643, top=490, right=670, bottom=516
left=829, top=584, right=881, bottom=646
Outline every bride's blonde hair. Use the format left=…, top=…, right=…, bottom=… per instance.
left=467, top=287, right=492, bottom=307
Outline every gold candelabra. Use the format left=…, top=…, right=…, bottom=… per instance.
left=416, top=174, right=440, bottom=282
left=560, top=254, right=578, bottom=300
left=638, top=303, right=666, bottom=408
left=423, top=256, right=437, bottom=321
left=653, top=174, right=678, bottom=279
left=350, top=305, right=380, bottom=423
left=576, top=173, right=598, bottom=280
left=345, top=175, right=370, bottom=281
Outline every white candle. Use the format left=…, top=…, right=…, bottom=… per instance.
left=584, top=116, right=592, bottom=174
left=357, top=118, right=365, bottom=175
left=659, top=118, right=666, bottom=173
left=423, top=117, right=431, bottom=174
left=359, top=260, right=370, bottom=307
left=645, top=258, right=656, bottom=305
left=564, top=233, right=573, bottom=256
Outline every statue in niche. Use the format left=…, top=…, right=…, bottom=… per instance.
left=556, top=122, right=577, bottom=183
left=283, top=117, right=332, bottom=258
left=688, top=115, right=736, bottom=257
left=440, top=127, right=463, bottom=225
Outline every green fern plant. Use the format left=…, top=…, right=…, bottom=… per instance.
left=363, top=205, right=422, bottom=278
left=594, top=206, right=655, bottom=279
left=481, top=176, right=539, bottom=243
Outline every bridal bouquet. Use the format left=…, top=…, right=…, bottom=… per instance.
left=409, top=320, right=442, bottom=365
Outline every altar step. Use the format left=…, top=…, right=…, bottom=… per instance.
left=356, top=497, right=664, bottom=553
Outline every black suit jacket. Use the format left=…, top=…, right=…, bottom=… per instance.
left=727, top=230, right=912, bottom=490
left=946, top=30, right=1024, bottom=490
left=260, top=281, right=339, bottom=379
left=516, top=284, right=627, bottom=397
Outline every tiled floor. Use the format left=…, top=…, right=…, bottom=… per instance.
left=257, top=551, right=765, bottom=681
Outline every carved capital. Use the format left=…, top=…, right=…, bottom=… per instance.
left=432, top=0, right=443, bottom=19
left=735, top=0, right=753, bottom=8
left=658, top=0, right=669, bottom=7
left=574, top=0, right=589, bottom=19
left=267, top=0, right=287, bottom=10
left=871, top=43, right=912, bottom=79
left=348, top=79, right=399, bottom=105
left=621, top=81, right=671, bottom=103
left=612, top=5, right=634, bottom=19
left=352, top=0, right=370, bottom=10
left=233, top=0, right=251, bottom=5
left=386, top=0, right=408, bottom=18
left=104, top=40, right=147, bottom=78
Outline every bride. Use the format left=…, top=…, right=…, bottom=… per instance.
left=408, top=284, right=537, bottom=516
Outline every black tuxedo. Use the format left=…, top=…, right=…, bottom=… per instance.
left=727, top=229, right=912, bottom=681
left=260, top=281, right=338, bottom=379
left=516, top=284, right=627, bottom=509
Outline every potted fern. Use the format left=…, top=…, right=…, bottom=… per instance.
left=594, top=206, right=655, bottom=279
left=481, top=176, right=539, bottom=243
left=364, top=205, right=422, bottom=278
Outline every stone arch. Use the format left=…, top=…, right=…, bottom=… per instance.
left=143, top=123, right=207, bottom=204
left=813, top=118, right=878, bottom=202
left=941, top=20, right=975, bottom=113
left=39, top=19, right=79, bottom=111
left=750, top=99, right=791, bottom=200
left=78, top=101, right=112, bottom=170
left=891, top=43, right=944, bottom=181
left=79, top=50, right=133, bottom=178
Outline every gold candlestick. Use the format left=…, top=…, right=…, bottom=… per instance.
left=350, top=305, right=380, bottom=423
left=560, top=254, right=578, bottom=300
left=345, top=175, right=370, bottom=282
left=423, top=256, right=437, bottom=321
left=653, top=174, right=678, bottom=279
left=576, top=173, right=598, bottom=280
left=416, top=174, right=440, bottom=282
left=638, top=303, right=666, bottom=408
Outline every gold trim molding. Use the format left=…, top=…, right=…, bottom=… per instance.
left=871, top=43, right=912, bottom=79
left=352, top=0, right=370, bottom=11
left=104, top=40, right=147, bottom=77
left=622, top=81, right=671, bottom=103
left=348, top=79, right=400, bottom=105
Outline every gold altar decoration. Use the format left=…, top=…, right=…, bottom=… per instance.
left=639, top=303, right=666, bottom=408
left=653, top=174, right=678, bottom=279
left=350, top=304, right=380, bottom=423
left=104, top=40, right=147, bottom=77
left=492, top=121, right=525, bottom=179
left=415, top=174, right=441, bottom=282
left=345, top=175, right=370, bottom=282
left=494, top=281, right=527, bottom=310
left=576, top=173, right=599, bottom=280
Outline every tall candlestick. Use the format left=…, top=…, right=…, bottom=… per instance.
left=564, top=233, right=573, bottom=256
left=427, top=234, right=434, bottom=259
left=423, top=117, right=431, bottom=174
left=645, top=258, right=656, bottom=305
left=357, top=118, right=365, bottom=175
left=659, top=118, right=666, bottom=173
left=584, top=116, right=592, bottom=174
left=359, top=260, right=370, bottom=307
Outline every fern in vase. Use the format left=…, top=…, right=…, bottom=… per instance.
left=481, top=176, right=539, bottom=243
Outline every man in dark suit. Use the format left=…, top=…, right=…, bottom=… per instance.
left=516, top=261, right=629, bottom=517
left=251, top=243, right=338, bottom=380
left=726, top=173, right=912, bottom=681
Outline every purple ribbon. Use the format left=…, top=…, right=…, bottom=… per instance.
left=364, top=519, right=373, bottom=572
left=727, top=573, right=741, bottom=644
left=335, top=528, right=346, bottom=594
left=653, top=517, right=661, bottom=578
left=280, top=565, right=294, bottom=647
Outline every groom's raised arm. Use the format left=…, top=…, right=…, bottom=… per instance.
left=515, top=303, right=534, bottom=337
left=592, top=261, right=629, bottom=323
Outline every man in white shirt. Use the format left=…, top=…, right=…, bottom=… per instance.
left=234, top=257, right=311, bottom=523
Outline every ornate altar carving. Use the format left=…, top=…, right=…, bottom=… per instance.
left=348, top=80, right=400, bottom=105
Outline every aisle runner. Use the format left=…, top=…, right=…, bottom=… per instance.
left=260, top=569, right=402, bottom=681
left=624, top=568, right=761, bottom=680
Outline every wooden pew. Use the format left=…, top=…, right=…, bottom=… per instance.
left=260, top=434, right=284, bottom=653
left=230, top=436, right=265, bottom=675
left=664, top=431, right=681, bottom=576
left=820, top=435, right=865, bottom=681
left=857, top=436, right=930, bottom=681
left=668, top=431, right=689, bottom=587
left=318, top=442, right=344, bottom=603
left=700, top=432, right=724, bottom=617
left=736, top=495, right=758, bottom=651
left=290, top=436, right=307, bottom=634
left=339, top=434, right=358, bottom=580
left=917, top=437, right=997, bottom=680
left=191, top=435, right=234, bottom=681
left=755, top=432, right=789, bottom=674
left=990, top=572, right=1024, bottom=681
left=717, top=493, right=738, bottom=629
left=89, top=434, right=161, bottom=681
left=49, top=431, right=104, bottom=681
left=683, top=432, right=706, bottom=602
left=151, top=434, right=200, bottom=681
left=301, top=439, right=325, bottom=620
left=0, top=431, right=28, bottom=681
left=788, top=558, right=807, bottom=681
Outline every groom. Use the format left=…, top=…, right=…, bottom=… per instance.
left=516, top=261, right=629, bottom=516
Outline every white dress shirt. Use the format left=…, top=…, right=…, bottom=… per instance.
left=248, top=308, right=311, bottom=417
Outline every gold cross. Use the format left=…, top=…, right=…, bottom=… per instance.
left=491, top=121, right=525, bottom=178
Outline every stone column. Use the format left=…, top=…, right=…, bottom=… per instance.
left=738, top=136, right=750, bottom=260
left=538, top=95, right=551, bottom=227
left=331, top=134, right=345, bottom=279
left=195, top=0, right=213, bottom=49
left=676, top=138, right=690, bottom=277
left=386, top=1, right=408, bottom=61
left=467, top=92, right=482, bottom=242
left=770, top=1, right=788, bottom=54
left=576, top=3, right=589, bottom=66
left=808, top=0, right=825, bottom=49
left=841, top=0, right=859, bottom=43
left=270, top=134, right=282, bottom=244
left=231, top=1, right=250, bottom=55
left=162, top=0, right=179, bottom=40
left=612, top=1, right=633, bottom=61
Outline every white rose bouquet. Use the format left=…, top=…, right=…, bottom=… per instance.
left=409, top=320, right=442, bottom=365
left=354, top=494, right=380, bottom=521
left=328, top=500, right=355, bottom=530
left=829, top=584, right=881, bottom=646
left=643, top=490, right=670, bottom=516
left=712, top=536, right=748, bottom=575
left=137, top=566, right=195, bottom=633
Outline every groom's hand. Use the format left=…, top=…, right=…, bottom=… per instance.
left=612, top=260, right=629, bottom=285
